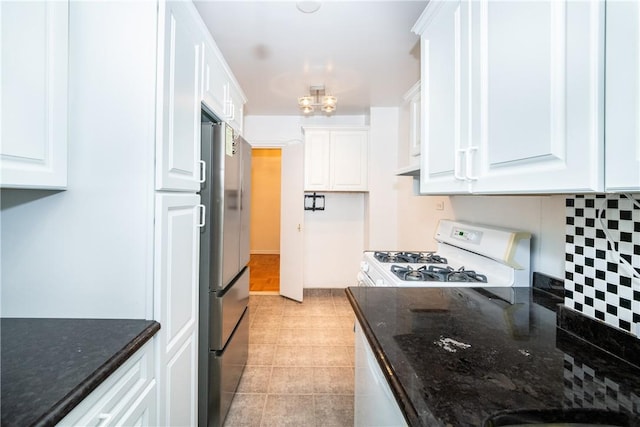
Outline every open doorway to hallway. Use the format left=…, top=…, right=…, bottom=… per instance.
left=249, top=148, right=282, bottom=292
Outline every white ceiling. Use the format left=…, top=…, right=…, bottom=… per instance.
left=194, top=1, right=427, bottom=116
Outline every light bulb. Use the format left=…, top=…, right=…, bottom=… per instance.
left=298, top=96, right=313, bottom=108
left=323, top=95, right=337, bottom=108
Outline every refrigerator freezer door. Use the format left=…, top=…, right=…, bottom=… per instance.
left=207, top=306, right=249, bottom=427
left=209, top=266, right=249, bottom=350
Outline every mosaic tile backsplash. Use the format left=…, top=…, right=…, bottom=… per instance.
left=565, top=194, right=640, bottom=336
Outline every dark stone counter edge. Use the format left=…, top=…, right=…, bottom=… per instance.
left=557, top=305, right=640, bottom=369
left=34, top=321, right=161, bottom=427
left=534, top=272, right=640, bottom=369
left=345, top=288, right=419, bottom=427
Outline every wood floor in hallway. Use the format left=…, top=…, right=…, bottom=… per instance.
left=249, top=254, right=280, bottom=292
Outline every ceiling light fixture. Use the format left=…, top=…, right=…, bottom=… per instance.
left=298, top=85, right=337, bottom=115
left=296, top=1, right=321, bottom=14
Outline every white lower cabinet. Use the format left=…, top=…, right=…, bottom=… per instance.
left=154, top=193, right=201, bottom=427
left=57, top=340, right=156, bottom=427
left=355, top=322, right=407, bottom=427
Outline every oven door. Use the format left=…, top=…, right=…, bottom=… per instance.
left=357, top=271, right=376, bottom=287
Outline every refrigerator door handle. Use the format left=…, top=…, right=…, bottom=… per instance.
left=199, top=160, right=206, bottom=184
left=197, top=204, right=206, bottom=228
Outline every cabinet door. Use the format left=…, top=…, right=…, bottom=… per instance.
left=304, top=131, right=331, bottom=191
left=408, top=84, right=421, bottom=158
left=155, top=193, right=200, bottom=427
left=227, top=81, right=245, bottom=135
left=114, top=381, right=157, bottom=427
left=58, top=340, right=155, bottom=427
left=202, top=41, right=227, bottom=120
left=331, top=130, right=368, bottom=191
left=354, top=322, right=407, bottom=427
left=0, top=0, right=68, bottom=189
left=470, top=0, right=604, bottom=193
left=605, top=0, right=640, bottom=192
left=418, top=0, right=471, bottom=194
left=157, top=1, right=202, bottom=192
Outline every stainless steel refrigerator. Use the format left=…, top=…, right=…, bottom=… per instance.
left=198, top=119, right=251, bottom=427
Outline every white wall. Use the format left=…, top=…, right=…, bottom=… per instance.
left=394, top=188, right=566, bottom=281
left=244, top=115, right=368, bottom=146
left=450, top=195, right=566, bottom=279
left=0, top=2, right=157, bottom=318
left=395, top=87, right=454, bottom=251
left=396, top=182, right=453, bottom=251
left=365, top=107, right=399, bottom=250
left=303, top=193, right=365, bottom=287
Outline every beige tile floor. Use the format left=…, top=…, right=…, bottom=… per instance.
left=223, top=289, right=356, bottom=427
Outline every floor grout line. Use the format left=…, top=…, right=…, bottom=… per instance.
left=225, top=292, right=355, bottom=426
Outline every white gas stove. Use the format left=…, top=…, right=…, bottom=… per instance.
left=358, top=220, right=531, bottom=291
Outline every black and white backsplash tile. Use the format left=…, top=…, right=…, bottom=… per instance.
left=565, top=194, right=640, bottom=336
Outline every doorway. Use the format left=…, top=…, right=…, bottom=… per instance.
left=249, top=148, right=282, bottom=292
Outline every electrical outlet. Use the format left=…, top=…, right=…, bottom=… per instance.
left=436, top=201, right=444, bottom=211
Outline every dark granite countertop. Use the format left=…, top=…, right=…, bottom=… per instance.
left=1, top=318, right=160, bottom=427
left=347, top=281, right=640, bottom=426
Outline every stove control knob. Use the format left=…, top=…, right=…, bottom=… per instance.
left=375, top=278, right=385, bottom=287
left=360, top=261, right=369, bottom=272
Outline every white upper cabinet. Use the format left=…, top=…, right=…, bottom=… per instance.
left=470, top=0, right=604, bottom=193
left=0, top=1, right=68, bottom=189
left=303, top=127, right=369, bottom=192
left=396, top=81, right=421, bottom=181
left=304, top=131, right=332, bottom=191
left=201, top=38, right=246, bottom=135
left=406, top=82, right=421, bottom=159
left=227, top=81, right=246, bottom=135
left=156, top=1, right=202, bottom=192
left=605, top=0, right=640, bottom=192
left=201, top=41, right=227, bottom=119
left=413, top=0, right=605, bottom=194
left=416, top=0, right=470, bottom=194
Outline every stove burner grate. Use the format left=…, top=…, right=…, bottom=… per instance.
left=390, top=265, right=441, bottom=281
left=374, top=251, right=448, bottom=264
left=390, top=265, right=488, bottom=283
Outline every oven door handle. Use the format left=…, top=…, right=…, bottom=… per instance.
left=357, top=272, right=376, bottom=287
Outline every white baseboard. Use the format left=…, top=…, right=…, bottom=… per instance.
left=250, top=291, right=280, bottom=295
